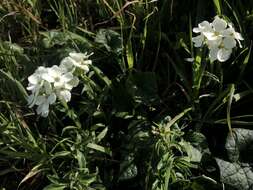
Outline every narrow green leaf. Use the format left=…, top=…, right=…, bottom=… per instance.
left=96, top=127, right=108, bottom=143
left=213, top=0, right=222, bottom=15
left=19, top=164, right=45, bottom=187
left=126, top=40, right=134, bottom=69
left=76, top=150, right=86, bottom=170
left=239, top=45, right=252, bottom=81
left=51, top=151, right=71, bottom=159
left=43, top=184, right=67, bottom=190
left=165, top=107, right=192, bottom=132
left=87, top=143, right=112, bottom=156
left=227, top=84, right=235, bottom=133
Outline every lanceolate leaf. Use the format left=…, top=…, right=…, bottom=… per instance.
left=42, top=184, right=67, bottom=190
left=19, top=164, right=46, bottom=187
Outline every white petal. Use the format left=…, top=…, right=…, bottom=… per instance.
left=35, top=95, right=46, bottom=105
left=65, top=77, right=79, bottom=90
left=203, top=31, right=217, bottom=40
left=60, top=57, right=75, bottom=71
left=221, top=28, right=234, bottom=37
left=62, top=72, right=73, bottom=82
left=212, top=16, right=227, bottom=32
left=193, top=27, right=201, bottom=33
left=184, top=58, right=194, bottom=62
left=44, top=81, right=53, bottom=94
left=223, top=37, right=236, bottom=49
left=40, top=110, right=49, bottom=117
left=234, top=32, right=243, bottom=41
left=199, top=21, right=212, bottom=30
left=209, top=47, right=219, bottom=62
left=83, top=60, right=92, bottom=65
left=192, top=35, right=204, bottom=47
left=54, top=81, right=64, bottom=89
left=28, top=74, right=39, bottom=84
left=80, top=65, right=90, bottom=73
left=48, top=65, right=63, bottom=78
left=36, top=102, right=49, bottom=117
left=207, top=37, right=222, bottom=49
left=41, top=73, right=54, bottom=83
left=27, top=84, right=36, bottom=91
left=27, top=94, right=35, bottom=107
left=36, top=66, right=47, bottom=74
left=58, top=90, right=71, bottom=102
left=217, top=48, right=232, bottom=62
left=47, top=93, right=57, bottom=105
left=69, top=52, right=87, bottom=62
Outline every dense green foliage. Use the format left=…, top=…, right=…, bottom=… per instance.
left=0, top=0, right=253, bottom=189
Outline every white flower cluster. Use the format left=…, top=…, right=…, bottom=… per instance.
left=27, top=52, right=93, bottom=117
left=192, top=16, right=243, bottom=62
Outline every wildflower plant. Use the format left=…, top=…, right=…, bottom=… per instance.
left=192, top=16, right=244, bottom=62
left=1, top=0, right=253, bottom=190
left=27, top=52, right=93, bottom=117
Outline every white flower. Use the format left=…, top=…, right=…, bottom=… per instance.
left=193, top=21, right=217, bottom=41
left=27, top=51, right=93, bottom=117
left=27, top=67, right=50, bottom=107
left=56, top=90, right=72, bottom=102
left=35, top=94, right=57, bottom=117
left=192, top=16, right=243, bottom=62
left=193, top=21, right=213, bottom=34
left=27, top=66, right=47, bottom=93
left=221, top=23, right=244, bottom=48
left=60, top=52, right=93, bottom=73
left=43, top=65, right=72, bottom=88
left=27, top=64, right=80, bottom=117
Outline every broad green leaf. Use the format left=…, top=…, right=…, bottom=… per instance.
left=184, top=132, right=208, bottom=150
left=180, top=141, right=202, bottom=163
left=216, top=158, right=253, bottom=190
left=225, top=128, right=253, bottom=162
left=225, top=133, right=239, bottom=162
